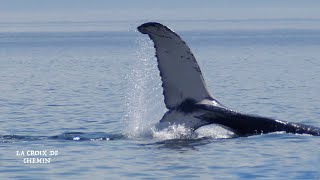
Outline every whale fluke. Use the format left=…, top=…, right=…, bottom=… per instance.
left=138, top=22, right=216, bottom=110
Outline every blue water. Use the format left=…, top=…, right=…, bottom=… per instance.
left=1, top=20, right=320, bottom=179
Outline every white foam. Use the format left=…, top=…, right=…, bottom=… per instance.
left=73, top=137, right=80, bottom=141
left=152, top=124, right=195, bottom=140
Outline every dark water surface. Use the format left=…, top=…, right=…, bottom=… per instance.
left=1, top=21, right=320, bottom=179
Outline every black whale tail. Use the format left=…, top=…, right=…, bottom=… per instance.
left=197, top=105, right=320, bottom=136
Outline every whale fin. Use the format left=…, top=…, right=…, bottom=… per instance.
left=137, top=22, right=213, bottom=109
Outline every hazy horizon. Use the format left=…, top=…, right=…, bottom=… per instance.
left=1, top=0, right=320, bottom=22
left=1, top=1, right=320, bottom=32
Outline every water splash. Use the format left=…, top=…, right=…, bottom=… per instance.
left=151, top=124, right=196, bottom=140
left=123, top=35, right=165, bottom=139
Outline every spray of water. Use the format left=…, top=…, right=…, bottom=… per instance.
left=151, top=124, right=196, bottom=140
left=123, top=35, right=165, bottom=139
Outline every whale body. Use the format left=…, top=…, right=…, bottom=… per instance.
left=137, top=22, right=320, bottom=137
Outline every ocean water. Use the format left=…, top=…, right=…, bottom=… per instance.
left=1, top=20, right=320, bottom=179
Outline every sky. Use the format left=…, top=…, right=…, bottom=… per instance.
left=1, top=0, right=320, bottom=22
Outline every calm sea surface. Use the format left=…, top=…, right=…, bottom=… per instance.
left=1, top=20, right=320, bottom=179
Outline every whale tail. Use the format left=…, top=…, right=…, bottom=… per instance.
left=138, top=22, right=219, bottom=110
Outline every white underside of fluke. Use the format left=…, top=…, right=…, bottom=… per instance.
left=156, top=110, right=208, bottom=130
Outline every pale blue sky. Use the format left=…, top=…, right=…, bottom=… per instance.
left=1, top=0, right=320, bottom=22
